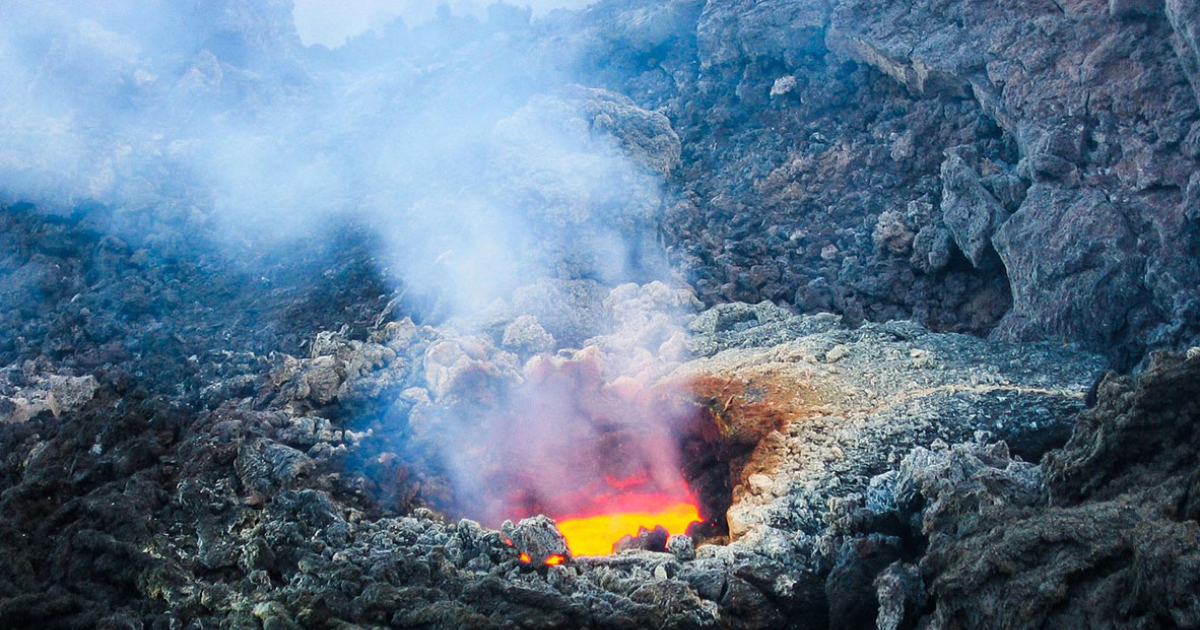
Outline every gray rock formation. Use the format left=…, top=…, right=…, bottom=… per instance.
left=558, top=0, right=1200, bottom=366
left=992, top=185, right=1147, bottom=348
left=0, top=270, right=1118, bottom=629
left=817, top=0, right=1200, bottom=361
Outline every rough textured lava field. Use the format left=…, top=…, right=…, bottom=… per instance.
left=2, top=1, right=1199, bottom=629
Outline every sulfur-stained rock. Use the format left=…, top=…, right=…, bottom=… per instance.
left=674, top=305, right=1104, bottom=539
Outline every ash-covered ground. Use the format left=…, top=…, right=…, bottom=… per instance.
left=3, top=1, right=1200, bottom=629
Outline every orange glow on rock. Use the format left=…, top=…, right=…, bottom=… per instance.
left=544, top=554, right=566, bottom=566
left=555, top=499, right=702, bottom=556
left=518, top=552, right=531, bottom=563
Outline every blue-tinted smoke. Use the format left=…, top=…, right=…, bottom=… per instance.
left=0, top=0, right=671, bottom=315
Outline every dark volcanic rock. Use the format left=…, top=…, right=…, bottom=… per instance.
left=825, top=534, right=904, bottom=629
left=852, top=351, right=1200, bottom=629
left=939, top=149, right=1008, bottom=269
left=820, top=0, right=1200, bottom=364
left=502, top=516, right=571, bottom=565
left=556, top=0, right=1200, bottom=365
left=613, top=525, right=670, bottom=554
left=992, top=185, right=1149, bottom=353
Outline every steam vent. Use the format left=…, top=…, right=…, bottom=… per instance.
left=4, top=1, right=1200, bottom=629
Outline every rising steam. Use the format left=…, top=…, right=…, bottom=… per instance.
left=0, top=0, right=672, bottom=304
left=0, top=1, right=699, bottom=535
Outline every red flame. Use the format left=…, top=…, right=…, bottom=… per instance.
left=603, top=474, right=651, bottom=490
left=451, top=349, right=708, bottom=556
left=553, top=491, right=702, bottom=556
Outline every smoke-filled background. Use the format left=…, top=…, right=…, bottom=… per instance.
left=0, top=0, right=696, bottom=523
left=0, top=0, right=680, bottom=306
left=293, top=0, right=595, bottom=47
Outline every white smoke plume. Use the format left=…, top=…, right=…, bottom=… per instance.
left=0, top=0, right=675, bottom=305
left=0, top=0, right=700, bottom=528
left=293, top=0, right=595, bottom=47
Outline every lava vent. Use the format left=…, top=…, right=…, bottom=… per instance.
left=411, top=345, right=796, bottom=559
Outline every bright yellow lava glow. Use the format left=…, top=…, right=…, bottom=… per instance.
left=555, top=502, right=702, bottom=556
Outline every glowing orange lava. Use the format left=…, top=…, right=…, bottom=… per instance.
left=555, top=500, right=702, bottom=556
left=545, top=554, right=566, bottom=566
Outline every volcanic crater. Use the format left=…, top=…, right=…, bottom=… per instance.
left=4, top=0, right=1200, bottom=629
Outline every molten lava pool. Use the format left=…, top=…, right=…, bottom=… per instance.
left=555, top=500, right=702, bottom=556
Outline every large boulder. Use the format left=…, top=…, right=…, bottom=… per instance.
left=992, top=185, right=1149, bottom=350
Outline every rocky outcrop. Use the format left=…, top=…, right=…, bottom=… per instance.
left=939, top=150, right=1007, bottom=269
left=1168, top=0, right=1200, bottom=105
left=887, top=351, right=1200, bottom=629
left=793, top=347, right=1199, bottom=629
left=558, top=0, right=1200, bottom=366
left=992, top=185, right=1149, bottom=347
left=1, top=371, right=99, bottom=424
left=667, top=304, right=1104, bottom=538
left=695, top=0, right=827, bottom=69
left=7, top=0, right=1197, bottom=366
left=824, top=0, right=1199, bottom=364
